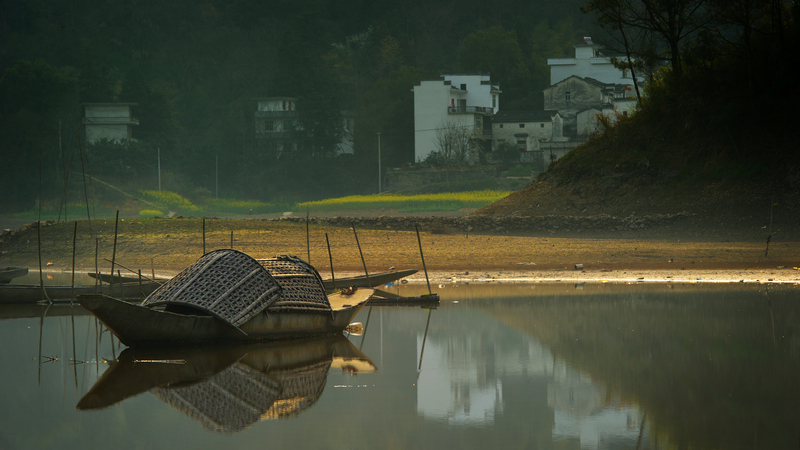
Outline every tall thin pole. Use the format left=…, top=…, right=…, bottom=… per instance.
left=95, top=238, right=100, bottom=293
left=415, top=224, right=432, bottom=295
left=70, top=221, right=77, bottom=303
left=306, top=209, right=310, bottom=263
left=215, top=155, right=219, bottom=199
left=377, top=132, right=381, bottom=194
left=109, top=210, right=119, bottom=295
left=202, top=217, right=206, bottom=255
left=325, top=233, right=336, bottom=290
left=157, top=147, right=161, bottom=193
left=37, top=150, right=50, bottom=304
left=351, top=222, right=371, bottom=288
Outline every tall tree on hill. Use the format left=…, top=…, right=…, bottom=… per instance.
left=582, top=0, right=713, bottom=84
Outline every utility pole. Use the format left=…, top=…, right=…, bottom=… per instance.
left=157, top=147, right=161, bottom=193
left=377, top=132, right=382, bottom=194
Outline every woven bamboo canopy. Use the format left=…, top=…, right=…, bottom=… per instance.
left=142, top=250, right=332, bottom=329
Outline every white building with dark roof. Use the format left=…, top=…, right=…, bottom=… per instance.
left=543, top=75, right=636, bottom=137
left=82, top=103, right=139, bottom=144
left=412, top=74, right=500, bottom=163
left=492, top=110, right=564, bottom=152
left=547, top=37, right=642, bottom=86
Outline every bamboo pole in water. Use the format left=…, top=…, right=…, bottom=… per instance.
left=325, top=233, right=336, bottom=290
left=415, top=224, right=432, bottom=295
left=95, top=238, right=100, bottom=293
left=71, top=221, right=77, bottom=303
left=351, top=222, right=372, bottom=288
left=306, top=209, right=311, bottom=263
left=37, top=151, right=51, bottom=304
left=418, top=308, right=433, bottom=376
left=202, top=217, right=206, bottom=255
left=109, top=210, right=119, bottom=294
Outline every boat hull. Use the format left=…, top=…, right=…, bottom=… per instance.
left=78, top=292, right=371, bottom=347
left=0, top=267, right=28, bottom=284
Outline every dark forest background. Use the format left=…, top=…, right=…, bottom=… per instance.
left=0, top=0, right=592, bottom=212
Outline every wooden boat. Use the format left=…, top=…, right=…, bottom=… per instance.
left=322, top=268, right=417, bottom=290
left=88, top=272, right=169, bottom=284
left=0, top=280, right=160, bottom=304
left=0, top=266, right=28, bottom=284
left=79, top=249, right=374, bottom=347
left=77, top=335, right=376, bottom=431
left=89, top=267, right=418, bottom=290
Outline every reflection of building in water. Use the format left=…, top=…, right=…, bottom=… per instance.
left=416, top=336, right=503, bottom=425
left=416, top=334, right=553, bottom=425
left=415, top=330, right=649, bottom=446
left=549, top=359, right=648, bottom=448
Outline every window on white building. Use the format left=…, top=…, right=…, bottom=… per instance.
left=519, top=124, right=525, bottom=128
left=492, top=95, right=496, bottom=108
left=565, top=91, right=571, bottom=102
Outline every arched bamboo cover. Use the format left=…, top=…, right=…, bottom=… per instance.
left=142, top=249, right=282, bottom=327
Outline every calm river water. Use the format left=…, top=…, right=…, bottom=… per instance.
left=1, top=281, right=799, bottom=449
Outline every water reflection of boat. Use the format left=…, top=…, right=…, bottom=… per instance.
left=77, top=335, right=376, bottom=432
left=79, top=249, right=374, bottom=347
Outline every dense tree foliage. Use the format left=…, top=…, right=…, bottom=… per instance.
left=565, top=0, right=800, bottom=183
left=0, top=0, right=591, bottom=211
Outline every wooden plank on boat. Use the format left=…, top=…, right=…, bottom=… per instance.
left=367, top=293, right=440, bottom=308
left=322, top=269, right=418, bottom=289
left=88, top=272, right=169, bottom=284
left=87, top=268, right=418, bottom=291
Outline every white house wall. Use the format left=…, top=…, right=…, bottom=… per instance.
left=83, top=104, right=136, bottom=143
left=414, top=81, right=468, bottom=161
left=548, top=41, right=641, bottom=86
left=493, top=121, right=553, bottom=151
left=443, top=74, right=498, bottom=110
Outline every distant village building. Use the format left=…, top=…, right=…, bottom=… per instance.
left=253, top=97, right=354, bottom=157
left=545, top=37, right=641, bottom=137
left=412, top=74, right=500, bottom=163
left=82, top=103, right=138, bottom=144
left=254, top=97, right=300, bottom=157
left=492, top=110, right=571, bottom=173
left=543, top=75, right=636, bottom=136
left=547, top=37, right=642, bottom=86
left=492, top=110, right=564, bottom=151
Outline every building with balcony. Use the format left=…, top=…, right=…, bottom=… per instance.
left=412, top=74, right=500, bottom=163
left=254, top=97, right=300, bottom=156
left=82, top=103, right=139, bottom=144
left=254, top=97, right=354, bottom=157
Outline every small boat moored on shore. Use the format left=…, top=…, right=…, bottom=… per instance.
left=0, top=266, right=28, bottom=284
left=79, top=249, right=374, bottom=347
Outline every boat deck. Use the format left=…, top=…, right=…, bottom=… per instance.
left=327, top=288, right=373, bottom=311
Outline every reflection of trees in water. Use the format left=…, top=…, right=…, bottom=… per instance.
left=480, top=287, right=800, bottom=449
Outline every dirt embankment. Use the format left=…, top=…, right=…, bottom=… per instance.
left=1, top=214, right=798, bottom=285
